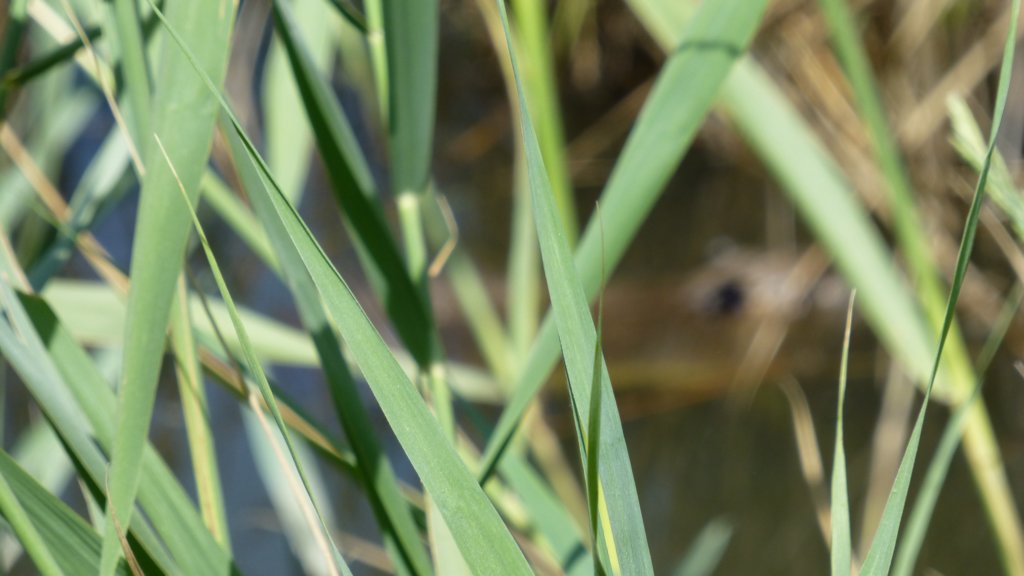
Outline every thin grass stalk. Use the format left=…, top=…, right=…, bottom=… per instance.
left=107, top=0, right=151, bottom=152
left=495, top=0, right=654, bottom=570
left=161, top=136, right=352, bottom=576
left=892, top=284, right=1024, bottom=576
left=423, top=189, right=513, bottom=385
left=152, top=1, right=534, bottom=564
left=859, top=2, right=1020, bottom=571
left=479, top=0, right=769, bottom=482
left=830, top=293, right=855, bottom=575
left=169, top=276, right=230, bottom=549
left=813, top=12, right=1014, bottom=559
left=510, top=0, right=577, bottom=243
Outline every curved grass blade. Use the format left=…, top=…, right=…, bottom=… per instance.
left=830, top=293, right=855, bottom=575
left=161, top=136, right=352, bottom=576
left=892, top=284, right=1024, bottom=576
left=859, top=2, right=1019, bottom=573
left=479, top=0, right=769, bottom=482
left=101, top=1, right=235, bottom=573
left=495, top=0, right=653, bottom=572
left=147, top=2, right=534, bottom=570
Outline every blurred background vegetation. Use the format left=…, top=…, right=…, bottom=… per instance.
left=2, top=0, right=1024, bottom=574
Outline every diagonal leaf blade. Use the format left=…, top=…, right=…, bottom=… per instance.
left=147, top=4, right=534, bottom=572
left=480, top=0, right=769, bottom=482
left=493, top=0, right=653, bottom=572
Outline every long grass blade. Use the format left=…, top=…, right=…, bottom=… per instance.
left=0, top=453, right=65, bottom=576
left=510, top=0, right=577, bottom=243
left=859, top=2, right=1019, bottom=572
left=159, top=135, right=352, bottom=576
left=830, top=293, right=855, bottom=575
left=147, top=3, right=534, bottom=571
left=495, top=1, right=653, bottom=572
left=106, top=0, right=151, bottom=150
left=263, top=0, right=333, bottom=204
left=169, top=277, right=230, bottom=549
left=0, top=282, right=232, bottom=574
left=101, top=1, right=235, bottom=573
left=382, top=0, right=437, bottom=200
left=480, top=0, right=769, bottom=482
left=223, top=115, right=433, bottom=575
left=892, top=284, right=1024, bottom=576
left=270, top=0, right=434, bottom=366
left=241, top=409, right=338, bottom=576
left=0, top=447, right=147, bottom=575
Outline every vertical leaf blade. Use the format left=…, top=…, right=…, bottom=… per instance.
left=103, top=1, right=235, bottom=573
left=494, top=0, right=653, bottom=572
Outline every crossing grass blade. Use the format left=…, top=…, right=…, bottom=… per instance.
left=148, top=2, right=534, bottom=571
left=101, top=1, right=234, bottom=573
left=715, top=49, right=1024, bottom=576
left=160, top=135, right=352, bottom=576
left=497, top=454, right=592, bottom=576
left=584, top=208, right=608, bottom=574
left=0, top=285, right=235, bottom=574
left=200, top=171, right=278, bottom=270
left=241, top=409, right=336, bottom=576
left=0, top=453, right=66, bottom=576
left=0, top=449, right=132, bottom=576
left=892, top=284, right=1024, bottom=576
left=263, top=0, right=333, bottom=204
left=270, top=0, right=435, bottom=367
left=479, top=0, right=769, bottom=482
left=422, top=190, right=513, bottom=385
left=510, top=0, right=578, bottom=243
left=830, top=293, right=855, bottom=575
left=169, top=277, right=230, bottom=549
left=858, top=2, right=1019, bottom=573
left=494, top=0, right=653, bottom=573
left=39, top=278, right=498, bottom=403
left=223, top=107, right=433, bottom=574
